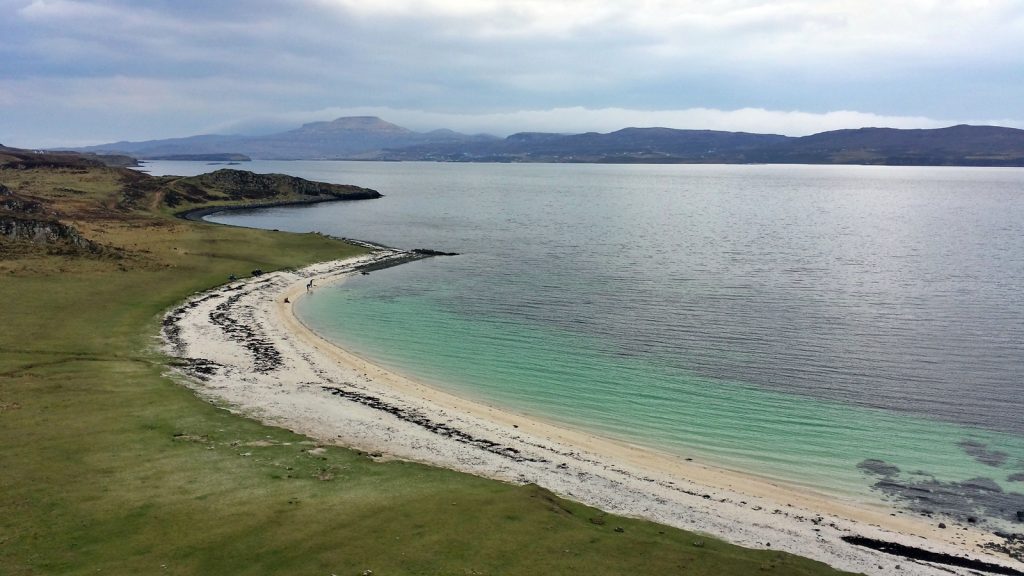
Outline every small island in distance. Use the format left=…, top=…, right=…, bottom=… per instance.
left=67, top=116, right=1024, bottom=167
left=144, top=153, right=252, bottom=162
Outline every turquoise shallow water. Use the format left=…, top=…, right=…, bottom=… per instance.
left=298, top=269, right=1024, bottom=515
left=143, top=160, right=1024, bottom=525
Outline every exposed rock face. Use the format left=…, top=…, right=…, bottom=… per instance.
left=0, top=214, right=102, bottom=252
left=0, top=181, right=106, bottom=255
left=1, top=184, right=46, bottom=215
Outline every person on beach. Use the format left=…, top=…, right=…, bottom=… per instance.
left=307, top=279, right=314, bottom=291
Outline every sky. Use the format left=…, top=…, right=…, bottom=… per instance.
left=2, top=0, right=1023, bottom=147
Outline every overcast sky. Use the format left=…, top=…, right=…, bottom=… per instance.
left=2, top=0, right=1023, bottom=147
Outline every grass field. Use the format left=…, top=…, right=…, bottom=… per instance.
left=0, top=165, right=856, bottom=575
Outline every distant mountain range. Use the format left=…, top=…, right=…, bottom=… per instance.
left=67, top=116, right=1024, bottom=167
left=72, top=117, right=497, bottom=161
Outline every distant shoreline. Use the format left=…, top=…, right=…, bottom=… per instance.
left=175, top=195, right=381, bottom=223
left=66, top=119, right=1024, bottom=167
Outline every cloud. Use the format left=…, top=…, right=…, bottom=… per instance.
left=315, top=0, right=1024, bottom=63
left=1, top=0, right=1022, bottom=147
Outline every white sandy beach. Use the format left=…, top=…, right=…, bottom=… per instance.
left=161, top=252, right=1024, bottom=576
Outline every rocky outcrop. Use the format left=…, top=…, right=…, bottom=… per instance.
left=0, top=183, right=107, bottom=254
left=0, top=214, right=103, bottom=253
left=1, top=184, right=46, bottom=215
left=163, top=168, right=381, bottom=208
left=1, top=162, right=377, bottom=257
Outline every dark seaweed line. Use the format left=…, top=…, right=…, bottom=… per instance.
left=170, top=357, right=226, bottom=382
left=208, top=285, right=284, bottom=373
left=162, top=291, right=225, bottom=354
left=321, top=385, right=547, bottom=464
left=842, top=536, right=1024, bottom=575
left=164, top=249, right=442, bottom=375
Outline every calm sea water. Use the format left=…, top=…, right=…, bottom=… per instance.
left=146, top=160, right=1024, bottom=523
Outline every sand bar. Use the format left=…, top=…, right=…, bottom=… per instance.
left=162, top=252, right=1024, bottom=576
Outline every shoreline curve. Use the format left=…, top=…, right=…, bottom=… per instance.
left=161, top=253, right=1024, bottom=576
left=175, top=195, right=380, bottom=223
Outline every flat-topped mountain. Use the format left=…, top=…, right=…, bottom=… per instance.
left=292, top=116, right=415, bottom=135
left=67, top=117, right=1024, bottom=166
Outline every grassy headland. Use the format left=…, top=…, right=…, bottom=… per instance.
left=0, top=151, right=855, bottom=575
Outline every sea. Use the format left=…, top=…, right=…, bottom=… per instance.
left=143, top=160, right=1024, bottom=527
